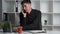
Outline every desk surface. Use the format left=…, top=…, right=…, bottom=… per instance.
left=23, top=30, right=46, bottom=33
left=0, top=29, right=46, bottom=34
left=0, top=31, right=60, bottom=34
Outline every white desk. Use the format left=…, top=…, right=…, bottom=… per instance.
left=0, top=29, right=46, bottom=34
left=0, top=30, right=60, bottom=34
left=23, top=30, right=46, bottom=34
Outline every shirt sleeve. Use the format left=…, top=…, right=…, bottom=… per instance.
left=20, top=13, right=27, bottom=26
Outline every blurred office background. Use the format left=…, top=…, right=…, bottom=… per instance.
left=0, top=0, right=60, bottom=34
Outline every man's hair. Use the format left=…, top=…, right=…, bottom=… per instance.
left=21, top=0, right=31, bottom=5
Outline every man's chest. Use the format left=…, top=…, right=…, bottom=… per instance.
left=26, top=13, right=37, bottom=23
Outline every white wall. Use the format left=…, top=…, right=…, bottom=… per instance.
left=53, top=1, right=60, bottom=13
left=31, top=1, right=40, bottom=10
left=40, top=1, right=49, bottom=13
left=53, top=14, right=60, bottom=26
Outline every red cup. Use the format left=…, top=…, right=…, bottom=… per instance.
left=17, top=26, right=22, bottom=33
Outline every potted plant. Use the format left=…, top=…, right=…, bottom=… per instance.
left=1, top=20, right=10, bottom=32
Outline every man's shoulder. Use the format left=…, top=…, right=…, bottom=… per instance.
left=32, top=9, right=41, bottom=14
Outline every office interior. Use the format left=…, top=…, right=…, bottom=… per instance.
left=0, top=0, right=60, bottom=34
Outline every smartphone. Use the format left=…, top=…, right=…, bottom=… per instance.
left=23, top=10, right=26, bottom=13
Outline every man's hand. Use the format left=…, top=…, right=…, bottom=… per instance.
left=22, top=10, right=26, bottom=17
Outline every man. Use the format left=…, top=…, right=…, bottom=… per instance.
left=19, top=0, right=42, bottom=30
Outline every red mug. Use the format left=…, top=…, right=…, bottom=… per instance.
left=17, top=26, right=23, bottom=33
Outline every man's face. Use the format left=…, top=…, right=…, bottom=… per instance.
left=22, top=3, right=31, bottom=12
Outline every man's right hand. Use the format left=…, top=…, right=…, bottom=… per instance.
left=22, top=10, right=27, bottom=17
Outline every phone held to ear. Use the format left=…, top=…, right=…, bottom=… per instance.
left=23, top=10, right=26, bottom=13
left=22, top=10, right=27, bottom=17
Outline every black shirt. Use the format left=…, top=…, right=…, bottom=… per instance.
left=19, top=9, right=42, bottom=30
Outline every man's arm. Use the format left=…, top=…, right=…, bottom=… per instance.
left=23, top=11, right=42, bottom=30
